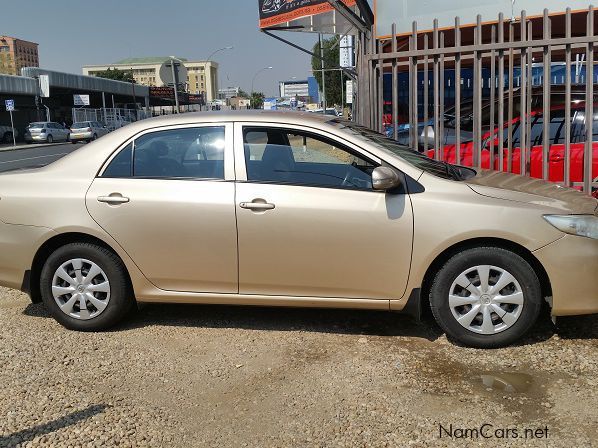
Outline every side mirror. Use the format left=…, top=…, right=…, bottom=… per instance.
left=372, top=166, right=402, bottom=191
left=419, top=125, right=435, bottom=147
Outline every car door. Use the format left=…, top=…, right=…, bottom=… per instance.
left=86, top=123, right=238, bottom=293
left=53, top=123, right=66, bottom=141
left=233, top=122, right=414, bottom=300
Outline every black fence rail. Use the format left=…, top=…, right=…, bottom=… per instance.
left=359, top=7, right=598, bottom=195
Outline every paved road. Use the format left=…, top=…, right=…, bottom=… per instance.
left=0, top=143, right=84, bottom=173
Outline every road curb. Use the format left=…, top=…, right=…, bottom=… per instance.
left=0, top=143, right=72, bottom=153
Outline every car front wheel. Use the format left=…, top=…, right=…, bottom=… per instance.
left=429, top=247, right=542, bottom=348
left=40, top=242, right=134, bottom=331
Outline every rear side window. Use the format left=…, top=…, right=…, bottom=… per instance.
left=101, top=127, right=225, bottom=180
left=103, top=143, right=132, bottom=178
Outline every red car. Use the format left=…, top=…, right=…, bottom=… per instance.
left=426, top=87, right=597, bottom=191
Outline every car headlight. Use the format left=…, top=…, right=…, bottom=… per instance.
left=543, top=215, right=598, bottom=240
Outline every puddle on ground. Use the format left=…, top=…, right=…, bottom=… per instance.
left=476, top=372, right=534, bottom=393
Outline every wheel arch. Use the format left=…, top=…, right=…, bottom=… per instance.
left=27, top=232, right=133, bottom=303
left=419, top=237, right=552, bottom=318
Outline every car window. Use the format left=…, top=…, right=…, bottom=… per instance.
left=570, top=107, right=598, bottom=143
left=103, top=143, right=133, bottom=178
left=528, top=116, right=543, bottom=147
left=243, top=127, right=378, bottom=190
left=133, top=127, right=225, bottom=179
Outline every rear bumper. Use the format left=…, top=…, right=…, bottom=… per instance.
left=69, top=132, right=93, bottom=141
left=533, top=235, right=598, bottom=316
left=24, top=134, right=47, bottom=142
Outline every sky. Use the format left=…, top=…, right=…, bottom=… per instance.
left=0, top=0, right=322, bottom=96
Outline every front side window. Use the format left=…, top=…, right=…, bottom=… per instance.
left=102, top=126, right=225, bottom=179
left=243, top=127, right=377, bottom=190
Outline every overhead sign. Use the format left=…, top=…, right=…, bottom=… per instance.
left=5, top=99, right=15, bottom=111
left=188, top=93, right=205, bottom=105
left=345, top=80, right=353, bottom=104
left=263, top=98, right=278, bottom=110
left=39, top=75, right=50, bottom=98
left=340, top=35, right=355, bottom=68
left=259, top=0, right=357, bottom=30
left=150, top=86, right=176, bottom=100
left=374, top=0, right=595, bottom=37
left=73, top=94, right=90, bottom=106
left=160, top=60, right=188, bottom=90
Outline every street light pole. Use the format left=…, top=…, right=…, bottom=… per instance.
left=205, top=46, right=233, bottom=109
left=251, top=66, right=273, bottom=109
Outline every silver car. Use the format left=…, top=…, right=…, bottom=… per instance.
left=24, top=122, right=70, bottom=144
left=69, top=121, right=110, bottom=143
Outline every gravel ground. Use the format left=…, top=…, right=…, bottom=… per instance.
left=1, top=286, right=597, bottom=447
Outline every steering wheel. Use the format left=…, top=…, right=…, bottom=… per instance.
left=340, top=168, right=354, bottom=188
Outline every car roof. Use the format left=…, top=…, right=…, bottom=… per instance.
left=134, top=110, right=335, bottom=128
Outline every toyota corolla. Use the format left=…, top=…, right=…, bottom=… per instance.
left=0, top=111, right=596, bottom=348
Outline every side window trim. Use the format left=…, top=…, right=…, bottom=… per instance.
left=238, top=124, right=380, bottom=191
left=233, top=122, right=382, bottom=183
left=98, top=123, right=234, bottom=180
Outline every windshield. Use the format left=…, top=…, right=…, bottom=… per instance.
left=28, top=123, right=45, bottom=129
left=71, top=122, right=89, bottom=128
left=332, top=120, right=472, bottom=180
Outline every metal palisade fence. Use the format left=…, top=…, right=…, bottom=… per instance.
left=359, top=7, right=598, bottom=195
left=72, top=108, right=150, bottom=131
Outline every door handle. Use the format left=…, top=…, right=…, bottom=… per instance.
left=97, top=194, right=130, bottom=205
left=239, top=201, right=275, bottom=211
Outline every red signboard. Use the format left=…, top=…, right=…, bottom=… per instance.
left=258, top=0, right=357, bottom=28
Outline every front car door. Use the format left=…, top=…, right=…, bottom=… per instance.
left=233, top=122, right=414, bottom=300
left=86, top=123, right=238, bottom=293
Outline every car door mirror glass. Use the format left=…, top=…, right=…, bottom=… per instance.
left=419, top=125, right=435, bottom=147
left=372, top=166, right=402, bottom=191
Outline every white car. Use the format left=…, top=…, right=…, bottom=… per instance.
left=69, top=121, right=110, bottom=143
left=24, top=122, right=70, bottom=144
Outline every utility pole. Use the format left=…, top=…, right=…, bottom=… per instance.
left=319, top=33, right=326, bottom=113
left=170, top=58, right=181, bottom=113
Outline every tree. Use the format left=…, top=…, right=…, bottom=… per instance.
left=311, top=36, right=348, bottom=107
left=94, top=68, right=135, bottom=83
left=251, top=92, right=265, bottom=109
left=237, top=89, right=251, bottom=99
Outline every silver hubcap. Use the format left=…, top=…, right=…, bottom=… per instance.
left=448, top=265, right=524, bottom=335
left=51, top=258, right=111, bottom=320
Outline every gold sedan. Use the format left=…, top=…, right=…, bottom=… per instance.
left=0, top=111, right=596, bottom=348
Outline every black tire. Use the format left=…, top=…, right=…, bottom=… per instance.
left=92, top=133, right=97, bottom=141
left=46, top=134, right=53, bottom=144
left=3, top=132, right=12, bottom=143
left=429, top=247, right=542, bottom=349
left=71, top=140, right=78, bottom=144
left=40, top=242, right=134, bottom=331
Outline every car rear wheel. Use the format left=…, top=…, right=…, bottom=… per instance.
left=429, top=247, right=542, bottom=348
left=3, top=132, right=12, bottom=143
left=40, top=242, right=134, bottom=331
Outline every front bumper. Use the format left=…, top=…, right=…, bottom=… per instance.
left=533, top=234, right=598, bottom=316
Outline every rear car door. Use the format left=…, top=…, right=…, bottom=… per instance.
left=86, top=123, right=238, bottom=293
left=233, top=122, right=414, bottom=300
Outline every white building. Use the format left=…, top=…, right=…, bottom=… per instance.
left=82, top=57, right=219, bottom=101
